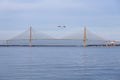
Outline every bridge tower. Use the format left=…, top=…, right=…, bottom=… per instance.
left=83, top=26, right=87, bottom=47
left=29, top=26, right=32, bottom=47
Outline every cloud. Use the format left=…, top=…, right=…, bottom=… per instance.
left=0, top=0, right=118, bottom=17
left=0, top=0, right=116, bottom=11
left=0, top=0, right=120, bottom=40
left=0, top=1, right=39, bottom=10
left=0, top=0, right=85, bottom=11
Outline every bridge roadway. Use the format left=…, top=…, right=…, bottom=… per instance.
left=0, top=44, right=120, bottom=47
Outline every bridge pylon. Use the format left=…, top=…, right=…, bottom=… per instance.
left=29, top=26, right=32, bottom=47
left=83, top=26, right=87, bottom=47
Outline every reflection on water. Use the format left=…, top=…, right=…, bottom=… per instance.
left=0, top=47, right=120, bottom=80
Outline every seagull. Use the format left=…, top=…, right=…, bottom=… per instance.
left=58, top=26, right=61, bottom=27
left=57, top=26, right=66, bottom=28
left=63, top=26, right=66, bottom=28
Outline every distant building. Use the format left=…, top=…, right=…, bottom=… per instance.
left=106, top=41, right=116, bottom=46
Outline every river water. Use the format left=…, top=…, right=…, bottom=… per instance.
left=0, top=47, right=120, bottom=80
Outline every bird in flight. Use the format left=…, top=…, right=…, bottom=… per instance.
left=63, top=26, right=66, bottom=28
left=58, top=26, right=61, bottom=27
left=57, top=26, right=66, bottom=28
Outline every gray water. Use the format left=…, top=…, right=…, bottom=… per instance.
left=0, top=47, right=120, bottom=80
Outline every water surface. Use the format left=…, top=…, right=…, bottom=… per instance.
left=0, top=47, right=120, bottom=80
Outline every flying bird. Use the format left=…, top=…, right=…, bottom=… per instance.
left=58, top=26, right=61, bottom=27
left=57, top=26, right=66, bottom=28
left=63, top=26, right=66, bottom=28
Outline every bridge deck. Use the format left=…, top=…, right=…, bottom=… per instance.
left=0, top=44, right=120, bottom=47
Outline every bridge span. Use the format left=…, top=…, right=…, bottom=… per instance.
left=0, top=26, right=120, bottom=47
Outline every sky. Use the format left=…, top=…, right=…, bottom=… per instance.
left=0, top=0, right=120, bottom=40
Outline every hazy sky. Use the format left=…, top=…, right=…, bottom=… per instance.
left=0, top=0, right=120, bottom=40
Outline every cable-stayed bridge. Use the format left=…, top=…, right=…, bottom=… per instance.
left=0, top=26, right=119, bottom=47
